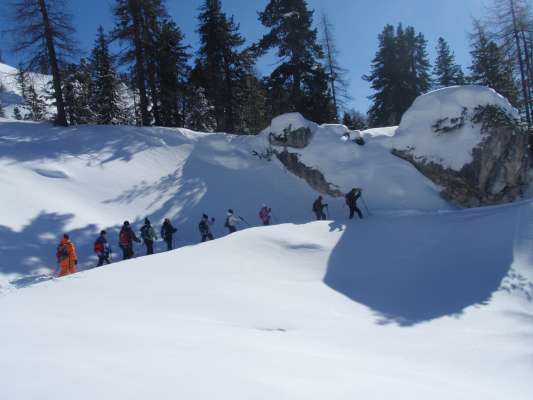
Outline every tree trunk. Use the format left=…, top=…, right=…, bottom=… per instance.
left=38, top=0, right=67, bottom=126
left=129, top=0, right=150, bottom=126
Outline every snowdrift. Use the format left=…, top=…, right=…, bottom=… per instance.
left=1, top=208, right=533, bottom=399
left=1, top=87, right=533, bottom=398
left=0, top=115, right=449, bottom=283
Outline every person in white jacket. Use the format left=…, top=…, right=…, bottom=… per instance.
left=225, top=209, right=240, bottom=234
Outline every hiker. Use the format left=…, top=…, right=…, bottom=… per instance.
left=119, top=221, right=140, bottom=260
left=345, top=188, right=364, bottom=220
left=161, top=218, right=177, bottom=251
left=312, top=196, right=328, bottom=220
left=259, top=205, right=272, bottom=226
left=94, top=230, right=111, bottom=267
left=199, top=214, right=215, bottom=242
left=225, top=209, right=240, bottom=234
left=56, top=234, right=77, bottom=277
left=140, top=218, right=157, bottom=255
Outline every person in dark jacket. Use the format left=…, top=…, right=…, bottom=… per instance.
left=160, top=218, right=177, bottom=251
left=140, top=218, right=157, bottom=255
left=94, top=230, right=111, bottom=266
left=199, top=214, right=215, bottom=242
left=345, top=188, right=363, bottom=220
left=312, top=196, right=328, bottom=220
left=119, top=221, right=140, bottom=260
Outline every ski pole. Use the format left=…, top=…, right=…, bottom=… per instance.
left=239, top=216, right=251, bottom=226
left=361, top=195, right=371, bottom=216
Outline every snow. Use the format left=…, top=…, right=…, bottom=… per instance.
left=1, top=86, right=532, bottom=398
left=0, top=62, right=53, bottom=119
left=266, top=112, right=318, bottom=136
left=1, top=207, right=532, bottom=399
left=393, top=85, right=520, bottom=171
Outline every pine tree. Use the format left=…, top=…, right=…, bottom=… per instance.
left=16, top=66, right=47, bottom=121
left=488, top=0, right=533, bottom=125
left=112, top=0, right=167, bottom=126
left=433, top=37, right=465, bottom=87
left=90, top=26, right=125, bottom=124
left=25, top=84, right=47, bottom=121
left=365, top=24, right=432, bottom=127
left=0, top=81, right=5, bottom=118
left=197, top=0, right=247, bottom=132
left=13, top=106, right=23, bottom=120
left=343, top=110, right=368, bottom=130
left=469, top=22, right=519, bottom=106
left=156, top=20, right=190, bottom=127
left=258, top=0, right=335, bottom=123
left=184, top=85, right=217, bottom=132
left=8, top=0, right=77, bottom=126
left=62, top=59, right=93, bottom=125
left=320, top=12, right=350, bottom=122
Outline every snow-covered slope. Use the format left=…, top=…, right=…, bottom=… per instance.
left=0, top=62, right=52, bottom=119
left=0, top=117, right=450, bottom=283
left=1, top=207, right=532, bottom=399
left=1, top=108, right=532, bottom=398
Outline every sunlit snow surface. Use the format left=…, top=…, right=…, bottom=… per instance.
left=0, top=89, right=532, bottom=399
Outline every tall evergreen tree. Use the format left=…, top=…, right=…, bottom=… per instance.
left=320, top=12, right=350, bottom=122
left=469, top=22, right=519, bottom=106
left=112, top=0, right=167, bottom=126
left=90, top=26, right=125, bottom=124
left=197, top=0, right=247, bottom=132
left=156, top=20, right=190, bottom=127
left=0, top=81, right=5, bottom=118
left=16, top=66, right=47, bottom=121
left=62, top=59, right=92, bottom=124
left=488, top=0, right=533, bottom=125
left=365, top=24, right=432, bottom=127
left=433, top=37, right=465, bottom=87
left=258, top=0, right=335, bottom=123
left=8, top=0, right=77, bottom=126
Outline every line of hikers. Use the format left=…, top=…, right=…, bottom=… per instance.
left=56, top=189, right=364, bottom=277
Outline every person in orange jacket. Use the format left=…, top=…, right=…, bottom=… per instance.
left=56, top=234, right=78, bottom=277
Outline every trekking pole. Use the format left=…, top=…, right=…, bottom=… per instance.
left=361, top=195, right=371, bottom=216
left=239, top=216, right=251, bottom=226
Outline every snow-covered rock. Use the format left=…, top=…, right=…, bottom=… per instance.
left=392, top=86, right=529, bottom=207
left=266, top=112, right=317, bottom=148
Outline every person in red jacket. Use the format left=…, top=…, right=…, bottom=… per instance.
left=119, top=221, right=140, bottom=260
left=56, top=234, right=78, bottom=277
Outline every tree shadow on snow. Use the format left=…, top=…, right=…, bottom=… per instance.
left=0, top=212, right=104, bottom=287
left=324, top=208, right=516, bottom=326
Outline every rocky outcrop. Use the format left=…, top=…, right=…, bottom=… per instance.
left=268, top=126, right=314, bottom=149
left=393, top=110, right=530, bottom=207
left=275, top=150, right=343, bottom=197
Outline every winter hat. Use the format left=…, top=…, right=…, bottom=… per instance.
left=228, top=209, right=234, bottom=214
left=100, top=230, right=107, bottom=235
left=202, top=214, right=208, bottom=219
left=63, top=233, right=69, bottom=239
left=124, top=221, right=130, bottom=226
left=144, top=218, right=150, bottom=225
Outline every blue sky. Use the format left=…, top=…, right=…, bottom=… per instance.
left=1, top=0, right=486, bottom=112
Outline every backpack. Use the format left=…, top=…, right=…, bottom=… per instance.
left=140, top=225, right=153, bottom=241
left=199, top=220, right=208, bottom=234
left=94, top=238, right=104, bottom=254
left=224, top=216, right=230, bottom=228
left=57, top=243, right=68, bottom=260
left=119, top=229, right=130, bottom=246
left=312, top=200, right=320, bottom=212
